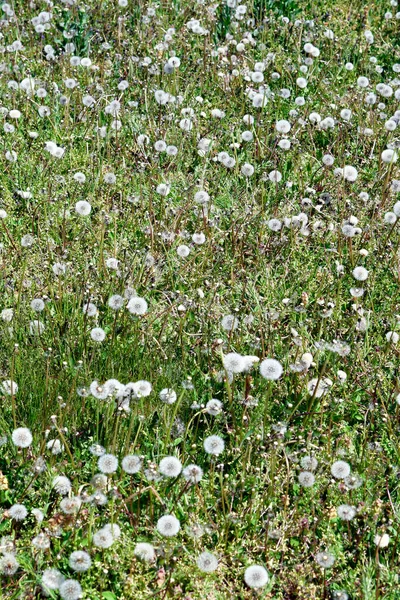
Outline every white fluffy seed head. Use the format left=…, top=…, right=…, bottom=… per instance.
left=244, top=565, right=269, bottom=588
left=156, top=514, right=180, bottom=537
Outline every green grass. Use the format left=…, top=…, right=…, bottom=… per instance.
left=1, top=0, right=400, bottom=598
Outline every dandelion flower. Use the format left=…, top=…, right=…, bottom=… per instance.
left=244, top=565, right=269, bottom=588
left=11, top=427, right=32, bottom=447
left=98, top=453, right=118, bottom=474
left=93, top=528, right=114, bottom=548
left=127, top=296, right=148, bottom=315
left=159, top=456, right=182, bottom=478
left=203, top=435, right=225, bottom=456
left=157, top=515, right=180, bottom=537
left=223, top=352, right=246, bottom=373
left=69, top=551, right=91, bottom=572
left=315, top=551, right=335, bottom=568
left=182, top=464, right=203, bottom=484
left=8, top=504, right=28, bottom=521
left=75, top=200, right=91, bottom=216
left=59, top=579, right=82, bottom=600
left=159, top=388, right=177, bottom=404
left=331, top=460, right=351, bottom=479
left=134, top=542, right=155, bottom=562
left=53, top=476, right=72, bottom=495
left=0, top=553, right=19, bottom=575
left=298, top=471, right=315, bottom=487
left=352, top=266, right=369, bottom=281
left=41, top=568, right=64, bottom=591
left=197, top=551, right=219, bottom=572
left=122, top=454, right=142, bottom=474
left=374, top=533, right=390, bottom=548
left=336, top=504, right=356, bottom=520
left=90, top=327, right=106, bottom=342
left=260, top=358, right=283, bottom=380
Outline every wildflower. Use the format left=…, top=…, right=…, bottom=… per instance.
left=59, top=579, right=82, bottom=600
left=32, top=508, right=44, bottom=522
left=374, top=533, right=390, bottom=548
left=0, top=553, right=19, bottom=575
left=177, top=244, right=190, bottom=257
left=205, top=399, right=223, bottom=415
left=53, top=476, right=72, bottom=495
left=300, top=456, right=318, bottom=471
left=42, top=568, right=64, bottom=591
left=221, top=315, right=239, bottom=331
left=134, top=380, right=152, bottom=397
left=331, top=460, right=351, bottom=479
left=108, top=295, right=124, bottom=310
left=127, top=296, right=148, bottom=315
left=182, top=464, right=203, bottom=484
left=315, top=551, right=335, bottom=568
left=260, top=358, right=283, bottom=380
left=32, top=533, right=51, bottom=549
left=298, top=471, right=315, bottom=487
left=223, top=352, right=245, bottom=373
left=244, top=565, right=269, bottom=588
left=83, top=302, right=97, bottom=316
left=382, top=149, right=398, bottom=163
left=90, top=327, right=106, bottom=342
left=30, top=320, right=45, bottom=335
left=122, top=455, right=142, bottom=474
left=386, top=331, right=399, bottom=343
left=333, top=592, right=349, bottom=600
left=69, top=551, right=92, bottom=572
left=47, top=439, right=64, bottom=454
left=93, top=528, right=114, bottom=548
left=352, top=266, right=369, bottom=281
left=8, top=504, right=28, bottom=521
left=98, top=454, right=118, bottom=474
left=75, top=200, right=91, bottom=215
left=197, top=551, right=219, bottom=572
left=307, top=377, right=333, bottom=397
left=159, top=456, right=182, bottom=477
left=60, top=496, right=81, bottom=514
left=157, top=515, right=181, bottom=537
left=2, top=380, right=18, bottom=396
left=11, top=427, right=32, bottom=447
left=203, top=435, right=225, bottom=456
left=343, top=165, right=358, bottom=181
left=159, top=388, right=177, bottom=404
left=336, top=504, right=356, bottom=520
left=134, top=542, right=155, bottom=561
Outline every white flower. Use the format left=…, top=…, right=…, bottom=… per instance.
left=259, top=358, right=283, bottom=380
left=386, top=331, right=399, bottom=343
left=159, top=456, right=182, bottom=478
left=90, top=327, right=106, bottom=342
left=127, top=296, right=148, bottom=315
left=134, top=542, right=155, bottom=561
left=374, top=533, right=390, bottom=548
left=343, top=165, right=358, bottom=182
left=1, top=380, right=18, bottom=395
left=244, top=565, right=269, bottom=588
left=352, top=266, right=369, bottom=281
left=157, top=515, right=180, bottom=537
left=381, top=149, right=398, bottom=163
left=331, top=460, right=351, bottom=479
left=197, top=551, right=219, bottom=572
left=223, top=352, right=246, bottom=373
left=203, top=435, right=225, bottom=455
left=11, top=427, right=32, bottom=447
left=75, top=200, right=91, bottom=216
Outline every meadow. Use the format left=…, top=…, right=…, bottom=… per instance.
left=1, top=0, right=400, bottom=598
